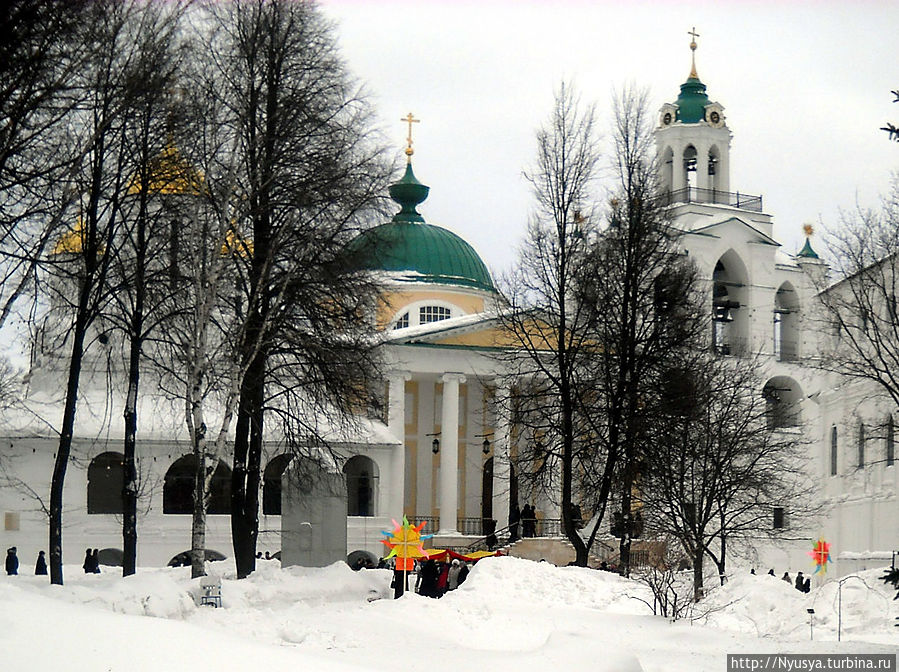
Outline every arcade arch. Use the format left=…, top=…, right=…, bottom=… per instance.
left=87, top=452, right=126, bottom=514
left=163, top=455, right=232, bottom=514
left=762, top=376, right=803, bottom=430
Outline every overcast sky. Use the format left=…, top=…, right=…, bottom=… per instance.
left=319, top=1, right=898, bottom=279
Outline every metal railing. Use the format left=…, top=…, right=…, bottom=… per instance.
left=666, top=187, right=763, bottom=212
left=413, top=515, right=565, bottom=546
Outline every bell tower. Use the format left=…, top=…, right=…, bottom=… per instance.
left=655, top=28, right=732, bottom=198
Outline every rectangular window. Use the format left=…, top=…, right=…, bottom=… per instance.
left=830, top=426, right=838, bottom=476
left=857, top=423, right=865, bottom=468
left=772, top=507, right=785, bottom=529
left=419, top=305, right=451, bottom=324
left=887, top=418, right=895, bottom=467
left=4, top=512, right=19, bottom=531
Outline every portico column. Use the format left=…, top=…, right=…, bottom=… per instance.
left=491, top=385, right=510, bottom=535
left=387, top=371, right=411, bottom=518
left=438, top=373, right=465, bottom=535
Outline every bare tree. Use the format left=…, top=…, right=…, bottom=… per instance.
left=99, top=2, right=189, bottom=577
left=819, top=179, right=899, bottom=414
left=0, top=0, right=86, bottom=328
left=41, top=0, right=183, bottom=584
left=642, top=355, right=814, bottom=601
left=183, top=0, right=392, bottom=578
left=500, top=81, right=604, bottom=566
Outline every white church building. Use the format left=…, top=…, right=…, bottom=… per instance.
left=0, top=40, right=894, bottom=578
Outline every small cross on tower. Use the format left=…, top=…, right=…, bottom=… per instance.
left=401, top=112, right=420, bottom=162
left=688, top=26, right=700, bottom=78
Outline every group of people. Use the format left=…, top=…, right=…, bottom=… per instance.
left=415, top=558, right=469, bottom=598
left=755, top=568, right=811, bottom=593
left=5, top=547, right=47, bottom=576
left=82, top=548, right=102, bottom=574
left=509, top=503, right=539, bottom=541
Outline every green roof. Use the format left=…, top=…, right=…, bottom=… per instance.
left=676, top=76, right=709, bottom=124
left=797, top=238, right=820, bottom=259
left=350, top=162, right=495, bottom=293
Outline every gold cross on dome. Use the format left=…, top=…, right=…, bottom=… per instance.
left=688, top=26, right=700, bottom=48
left=401, top=112, right=420, bottom=161
left=688, top=26, right=700, bottom=78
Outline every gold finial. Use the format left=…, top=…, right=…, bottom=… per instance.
left=401, top=112, right=420, bottom=163
left=803, top=222, right=814, bottom=237
left=688, top=26, right=700, bottom=79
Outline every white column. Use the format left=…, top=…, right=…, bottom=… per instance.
left=387, top=371, right=411, bottom=518
left=438, top=373, right=465, bottom=535
left=491, top=385, right=511, bottom=533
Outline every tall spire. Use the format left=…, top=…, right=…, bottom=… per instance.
left=688, top=26, right=700, bottom=79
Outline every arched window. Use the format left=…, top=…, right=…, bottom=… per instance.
left=762, top=376, right=802, bottom=430
left=712, top=251, right=749, bottom=356
left=830, top=426, right=838, bottom=476
left=393, top=312, right=409, bottom=330
left=87, top=452, right=126, bottom=514
left=774, top=283, right=800, bottom=361
left=343, top=455, right=378, bottom=517
left=262, top=454, right=293, bottom=515
left=163, top=455, right=232, bottom=514
left=683, top=145, right=698, bottom=191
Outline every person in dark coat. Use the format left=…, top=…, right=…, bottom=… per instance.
left=5, top=547, right=18, bottom=575
left=508, top=502, right=521, bottom=542
left=457, top=562, right=470, bottom=586
left=34, top=550, right=47, bottom=575
left=418, top=559, right=439, bottom=598
left=794, top=571, right=804, bottom=591
left=83, top=548, right=92, bottom=574
left=521, top=504, right=535, bottom=537
left=782, top=571, right=791, bottom=584
left=803, top=577, right=811, bottom=593
left=91, top=548, right=101, bottom=573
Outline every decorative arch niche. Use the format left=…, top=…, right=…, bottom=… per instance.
left=343, top=454, right=379, bottom=517
left=262, top=454, right=293, bottom=515
left=87, top=452, right=126, bottom=514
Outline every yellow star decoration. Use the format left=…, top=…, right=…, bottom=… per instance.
left=381, top=516, right=432, bottom=564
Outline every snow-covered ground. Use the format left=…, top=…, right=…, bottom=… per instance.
left=1, top=556, right=896, bottom=671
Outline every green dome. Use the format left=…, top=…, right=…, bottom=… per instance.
left=676, top=76, right=709, bottom=124
left=349, top=162, right=495, bottom=292
left=353, top=221, right=495, bottom=292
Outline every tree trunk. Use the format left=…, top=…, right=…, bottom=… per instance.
left=122, top=352, right=140, bottom=577
left=693, top=548, right=704, bottom=602
left=231, top=352, right=264, bottom=579
left=618, top=473, right=633, bottom=577
left=717, top=534, right=727, bottom=585
left=48, top=300, right=90, bottom=585
left=191, top=439, right=207, bottom=579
